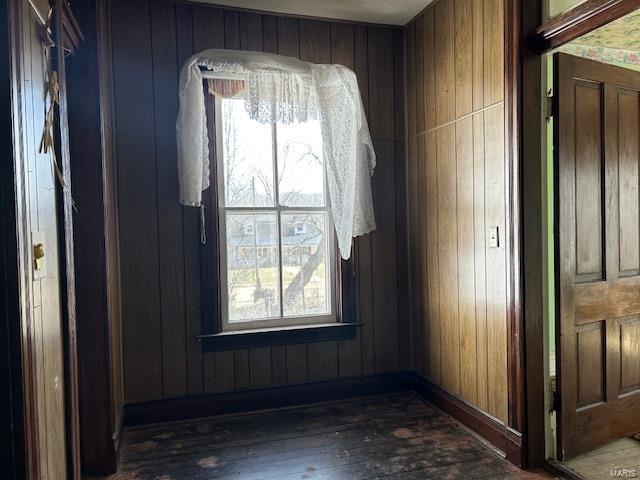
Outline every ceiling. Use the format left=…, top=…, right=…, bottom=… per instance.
left=192, top=0, right=434, bottom=26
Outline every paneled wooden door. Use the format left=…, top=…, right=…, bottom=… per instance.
left=555, top=52, right=640, bottom=460
left=12, top=0, right=70, bottom=477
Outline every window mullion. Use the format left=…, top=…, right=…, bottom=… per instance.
left=272, top=123, right=284, bottom=319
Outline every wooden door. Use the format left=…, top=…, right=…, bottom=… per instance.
left=12, top=0, right=69, bottom=477
left=555, top=52, right=640, bottom=460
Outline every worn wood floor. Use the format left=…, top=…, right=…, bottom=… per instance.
left=107, top=393, right=555, bottom=479
left=563, top=437, right=640, bottom=480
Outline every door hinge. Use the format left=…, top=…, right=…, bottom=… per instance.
left=545, top=91, right=555, bottom=122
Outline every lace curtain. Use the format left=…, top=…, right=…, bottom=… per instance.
left=176, top=49, right=376, bottom=259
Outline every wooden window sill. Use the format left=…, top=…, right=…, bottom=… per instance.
left=198, top=322, right=361, bottom=353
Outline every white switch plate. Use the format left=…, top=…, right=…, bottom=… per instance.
left=489, top=226, right=499, bottom=248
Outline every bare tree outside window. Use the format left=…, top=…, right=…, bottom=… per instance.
left=217, top=98, right=333, bottom=330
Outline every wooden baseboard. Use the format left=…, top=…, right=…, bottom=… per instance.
left=124, top=372, right=411, bottom=427
left=123, top=371, right=524, bottom=468
left=544, top=459, right=585, bottom=480
left=407, top=373, right=524, bottom=467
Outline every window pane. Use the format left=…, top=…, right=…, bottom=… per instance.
left=281, top=212, right=330, bottom=317
left=226, top=213, right=280, bottom=322
left=276, top=120, right=325, bottom=207
left=221, top=98, right=274, bottom=207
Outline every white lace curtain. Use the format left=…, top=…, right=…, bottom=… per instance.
left=176, top=49, right=376, bottom=259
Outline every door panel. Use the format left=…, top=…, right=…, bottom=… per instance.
left=18, top=1, right=67, bottom=477
left=555, top=52, right=640, bottom=460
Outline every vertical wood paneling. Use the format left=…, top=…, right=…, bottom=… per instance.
left=224, top=10, right=240, bottom=49
left=457, top=117, right=477, bottom=403
left=414, top=19, right=426, bottom=375
left=112, top=0, right=154, bottom=135
left=354, top=25, right=376, bottom=375
left=249, top=348, right=272, bottom=387
left=484, top=104, right=507, bottom=421
left=117, top=134, right=162, bottom=401
left=483, top=0, right=504, bottom=106
left=151, top=1, right=187, bottom=397
left=417, top=134, right=428, bottom=375
left=434, top=0, right=455, bottom=126
left=425, top=131, right=441, bottom=384
left=234, top=350, right=250, bottom=389
left=112, top=0, right=162, bottom=402
left=472, top=0, right=485, bottom=111
left=455, top=0, right=473, bottom=117
left=240, top=13, right=262, bottom=51
left=437, top=124, right=460, bottom=394
left=277, top=17, right=299, bottom=58
left=473, top=112, right=489, bottom=411
left=262, top=16, right=278, bottom=53
left=271, top=346, right=287, bottom=385
left=415, top=18, right=425, bottom=136
left=407, top=0, right=507, bottom=422
left=111, top=0, right=404, bottom=403
left=406, top=22, right=419, bottom=373
left=423, top=10, right=436, bottom=131
left=394, top=29, right=409, bottom=371
left=369, top=27, right=399, bottom=373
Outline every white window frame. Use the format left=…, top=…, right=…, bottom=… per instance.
left=214, top=96, right=337, bottom=332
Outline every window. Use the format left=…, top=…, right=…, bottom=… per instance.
left=214, top=97, right=336, bottom=331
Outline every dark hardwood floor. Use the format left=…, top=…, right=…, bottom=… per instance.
left=105, top=393, right=555, bottom=479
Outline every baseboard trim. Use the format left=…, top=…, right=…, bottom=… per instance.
left=123, top=371, right=524, bottom=468
left=407, top=372, right=524, bottom=467
left=124, top=372, right=411, bottom=427
left=544, top=459, right=585, bottom=480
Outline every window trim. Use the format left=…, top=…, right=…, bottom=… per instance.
left=198, top=84, right=358, bottom=350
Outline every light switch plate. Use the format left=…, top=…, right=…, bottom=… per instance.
left=489, top=226, right=499, bottom=248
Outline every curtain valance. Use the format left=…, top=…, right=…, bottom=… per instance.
left=176, top=49, right=376, bottom=259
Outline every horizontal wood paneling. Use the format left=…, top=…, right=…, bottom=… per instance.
left=406, top=0, right=508, bottom=422
left=109, top=0, right=405, bottom=402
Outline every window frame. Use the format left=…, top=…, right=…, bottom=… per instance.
left=215, top=96, right=337, bottom=331
left=199, top=83, right=357, bottom=345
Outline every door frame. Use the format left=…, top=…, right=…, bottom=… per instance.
left=1, top=0, right=44, bottom=476
left=0, top=0, right=29, bottom=477
left=519, top=0, right=640, bottom=468
left=0, top=0, right=81, bottom=478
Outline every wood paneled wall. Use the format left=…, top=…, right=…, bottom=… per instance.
left=67, top=0, right=123, bottom=472
left=108, top=0, right=406, bottom=403
left=406, top=0, right=508, bottom=422
left=98, top=0, right=124, bottom=439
